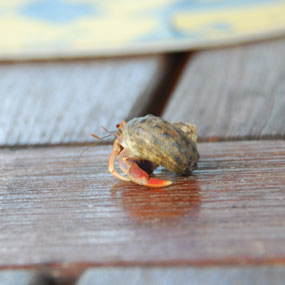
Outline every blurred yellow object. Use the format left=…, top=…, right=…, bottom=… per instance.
left=0, top=0, right=284, bottom=59
left=173, top=2, right=285, bottom=40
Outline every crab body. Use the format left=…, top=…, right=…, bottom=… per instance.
left=100, top=115, right=199, bottom=188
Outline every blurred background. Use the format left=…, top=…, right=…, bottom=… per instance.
left=0, top=0, right=284, bottom=146
left=1, top=0, right=285, bottom=59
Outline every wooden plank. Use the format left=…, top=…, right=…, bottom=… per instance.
left=77, top=266, right=285, bottom=285
left=0, top=56, right=172, bottom=146
left=0, top=140, right=284, bottom=272
left=0, top=270, right=52, bottom=285
left=162, top=38, right=285, bottom=140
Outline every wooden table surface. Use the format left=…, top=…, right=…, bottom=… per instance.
left=0, top=38, right=285, bottom=284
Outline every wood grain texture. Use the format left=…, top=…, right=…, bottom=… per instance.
left=163, top=38, right=285, bottom=140
left=0, top=56, right=171, bottom=146
left=77, top=266, right=285, bottom=285
left=0, top=140, right=284, bottom=271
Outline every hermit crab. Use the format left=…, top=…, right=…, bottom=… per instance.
left=92, top=115, right=199, bottom=188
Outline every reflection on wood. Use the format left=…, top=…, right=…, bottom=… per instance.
left=110, top=180, right=201, bottom=222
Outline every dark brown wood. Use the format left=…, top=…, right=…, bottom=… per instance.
left=77, top=266, right=285, bottom=285
left=163, top=38, right=285, bottom=141
left=0, top=140, right=284, bottom=273
left=0, top=56, right=173, bottom=146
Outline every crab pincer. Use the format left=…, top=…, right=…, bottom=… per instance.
left=108, top=137, right=172, bottom=187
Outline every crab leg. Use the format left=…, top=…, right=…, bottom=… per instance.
left=118, top=148, right=172, bottom=188
left=108, top=138, right=130, bottom=182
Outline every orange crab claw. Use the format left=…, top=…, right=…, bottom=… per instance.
left=105, top=135, right=172, bottom=188
left=119, top=149, right=172, bottom=188
left=147, top=177, right=173, bottom=188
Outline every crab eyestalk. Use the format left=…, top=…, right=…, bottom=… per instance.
left=116, top=121, right=126, bottom=130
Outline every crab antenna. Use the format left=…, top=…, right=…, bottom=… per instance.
left=101, top=126, right=118, bottom=135
left=90, top=133, right=114, bottom=140
left=79, top=132, right=113, bottom=161
left=78, top=146, right=90, bottom=161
